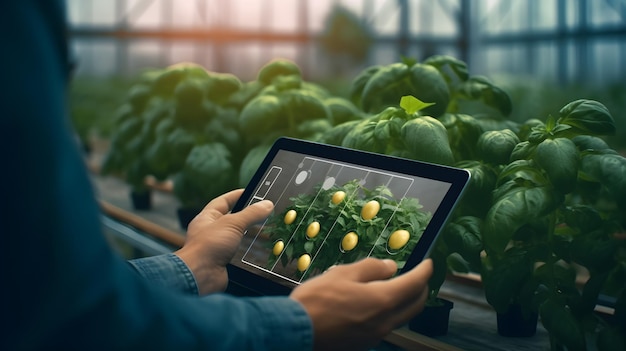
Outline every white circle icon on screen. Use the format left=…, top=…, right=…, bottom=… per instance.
left=295, top=170, right=309, bottom=185
left=322, top=177, right=335, bottom=190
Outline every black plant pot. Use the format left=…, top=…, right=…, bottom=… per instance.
left=408, top=298, right=454, bottom=337
left=130, top=190, right=152, bottom=210
left=177, top=207, right=202, bottom=230
left=497, top=303, right=538, bottom=337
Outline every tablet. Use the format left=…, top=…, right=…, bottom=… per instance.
left=227, top=137, right=470, bottom=296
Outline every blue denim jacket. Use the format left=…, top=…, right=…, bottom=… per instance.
left=129, top=254, right=200, bottom=295
left=2, top=1, right=312, bottom=350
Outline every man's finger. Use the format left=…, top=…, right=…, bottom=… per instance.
left=199, top=189, right=245, bottom=219
left=381, top=259, right=433, bottom=304
left=222, top=199, right=274, bottom=232
left=329, top=258, right=398, bottom=282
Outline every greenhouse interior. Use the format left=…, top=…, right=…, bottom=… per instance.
left=30, top=0, right=626, bottom=350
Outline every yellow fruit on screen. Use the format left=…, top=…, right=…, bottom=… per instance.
left=361, top=200, right=380, bottom=220
left=284, top=210, right=297, bottom=225
left=306, top=221, right=320, bottom=238
left=331, top=191, right=346, bottom=204
left=297, top=254, right=311, bottom=272
left=272, top=240, right=284, bottom=256
left=341, top=232, right=358, bottom=251
left=388, top=230, right=410, bottom=250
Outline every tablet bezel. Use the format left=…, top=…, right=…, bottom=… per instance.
left=227, top=137, right=470, bottom=296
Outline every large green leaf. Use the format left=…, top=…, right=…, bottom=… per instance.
left=572, top=135, right=611, bottom=152
left=455, top=76, right=512, bottom=116
left=580, top=152, right=626, bottom=208
left=360, top=62, right=408, bottom=113
left=443, top=216, right=483, bottom=268
left=360, top=63, right=450, bottom=116
left=534, top=138, right=579, bottom=194
left=320, top=119, right=361, bottom=146
left=440, top=113, right=484, bottom=161
left=427, top=240, right=449, bottom=298
left=558, top=99, right=615, bottom=136
left=127, top=84, right=152, bottom=111
left=342, top=119, right=383, bottom=153
left=179, top=143, right=233, bottom=201
left=477, top=129, right=520, bottom=165
left=239, top=94, right=283, bottom=135
left=257, top=58, right=301, bottom=85
left=517, top=118, right=545, bottom=142
left=324, top=97, right=363, bottom=125
left=423, top=54, right=469, bottom=84
left=205, top=73, right=242, bottom=105
left=174, top=78, right=206, bottom=107
left=483, top=186, right=556, bottom=254
left=400, top=117, right=454, bottom=165
left=562, top=205, right=603, bottom=234
left=481, top=248, right=533, bottom=312
left=349, top=65, right=381, bottom=107
left=151, top=66, right=193, bottom=97
left=496, top=159, right=547, bottom=188
left=446, top=252, right=470, bottom=273
left=539, top=297, right=586, bottom=351
left=510, top=141, right=537, bottom=161
left=454, top=160, right=498, bottom=217
left=238, top=143, right=272, bottom=187
left=283, top=89, right=331, bottom=123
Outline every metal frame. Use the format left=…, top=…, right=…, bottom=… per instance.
left=68, top=0, right=626, bottom=83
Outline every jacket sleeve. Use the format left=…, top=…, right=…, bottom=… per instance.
left=129, top=254, right=200, bottom=295
left=0, top=1, right=313, bottom=350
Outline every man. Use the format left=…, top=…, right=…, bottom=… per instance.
left=1, top=1, right=432, bottom=350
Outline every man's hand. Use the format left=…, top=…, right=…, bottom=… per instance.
left=175, top=189, right=274, bottom=295
left=290, top=258, right=433, bottom=351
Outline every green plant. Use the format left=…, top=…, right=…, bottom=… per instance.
left=321, top=54, right=518, bottom=305
left=479, top=100, right=626, bottom=349
left=496, top=76, right=626, bottom=152
left=102, top=58, right=366, bottom=212
left=319, top=4, right=373, bottom=65
left=322, top=55, right=626, bottom=348
left=101, top=62, right=244, bottom=197
left=69, top=76, right=137, bottom=148
left=236, top=59, right=364, bottom=186
left=172, top=143, right=236, bottom=210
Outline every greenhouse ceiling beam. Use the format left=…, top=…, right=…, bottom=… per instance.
left=479, top=25, right=626, bottom=44
left=70, top=27, right=314, bottom=43
left=70, top=27, right=457, bottom=46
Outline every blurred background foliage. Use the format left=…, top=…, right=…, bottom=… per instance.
left=70, top=74, right=626, bottom=152
left=67, top=0, right=626, bottom=152
left=69, top=76, right=137, bottom=145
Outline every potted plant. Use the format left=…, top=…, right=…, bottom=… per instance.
left=100, top=63, right=207, bottom=207
left=103, top=62, right=248, bottom=212
left=318, top=55, right=516, bottom=337
left=474, top=100, right=626, bottom=346
left=320, top=55, right=625, bottom=348
left=235, top=58, right=364, bottom=187
left=408, top=213, right=485, bottom=336
left=101, top=82, right=161, bottom=210
left=407, top=240, right=456, bottom=337
left=172, top=143, right=238, bottom=229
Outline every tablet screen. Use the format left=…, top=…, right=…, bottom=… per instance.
left=229, top=138, right=469, bottom=295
